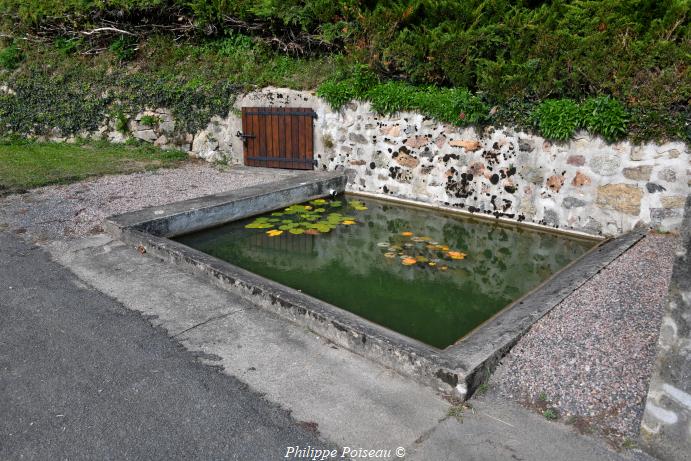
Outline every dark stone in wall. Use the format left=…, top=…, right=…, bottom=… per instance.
left=563, top=197, right=587, bottom=209
left=543, top=209, right=559, bottom=227
left=646, top=182, right=666, bottom=193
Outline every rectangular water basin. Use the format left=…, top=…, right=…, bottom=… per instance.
left=175, top=195, right=595, bottom=349
left=105, top=171, right=644, bottom=398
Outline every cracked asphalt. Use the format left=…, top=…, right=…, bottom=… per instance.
left=0, top=231, right=331, bottom=460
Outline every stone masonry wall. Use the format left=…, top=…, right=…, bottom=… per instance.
left=49, top=87, right=689, bottom=237
left=640, top=196, right=691, bottom=461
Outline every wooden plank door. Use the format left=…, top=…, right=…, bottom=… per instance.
left=241, top=107, right=315, bottom=170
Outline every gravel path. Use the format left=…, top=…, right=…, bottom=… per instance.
left=0, top=162, right=296, bottom=241
left=490, top=232, right=679, bottom=446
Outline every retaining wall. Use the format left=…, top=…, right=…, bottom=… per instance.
left=49, top=87, right=690, bottom=237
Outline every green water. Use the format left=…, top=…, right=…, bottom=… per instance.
left=176, top=196, right=596, bottom=349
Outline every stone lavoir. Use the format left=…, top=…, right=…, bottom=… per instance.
left=46, top=87, right=689, bottom=237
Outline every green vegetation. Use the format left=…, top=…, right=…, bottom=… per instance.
left=139, top=115, right=159, bottom=127
left=0, top=1, right=688, bottom=142
left=447, top=404, right=468, bottom=421
left=0, top=139, right=187, bottom=192
left=543, top=408, right=559, bottom=421
left=474, top=383, right=489, bottom=396
left=622, top=438, right=637, bottom=449
left=0, top=41, right=22, bottom=70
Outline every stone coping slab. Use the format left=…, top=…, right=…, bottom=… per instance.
left=105, top=170, right=646, bottom=399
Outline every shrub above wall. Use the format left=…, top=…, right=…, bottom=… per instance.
left=0, top=0, right=688, bottom=144
left=316, top=71, right=634, bottom=143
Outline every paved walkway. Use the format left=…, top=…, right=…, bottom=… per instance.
left=0, top=232, right=329, bottom=460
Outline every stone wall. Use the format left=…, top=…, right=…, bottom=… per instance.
left=640, top=196, right=691, bottom=460
left=53, top=87, right=689, bottom=237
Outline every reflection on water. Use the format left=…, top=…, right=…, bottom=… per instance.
left=176, top=196, right=595, bottom=348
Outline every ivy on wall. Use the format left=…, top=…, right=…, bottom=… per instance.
left=0, top=65, right=240, bottom=137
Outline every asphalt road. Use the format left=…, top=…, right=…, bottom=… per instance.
left=0, top=232, right=330, bottom=460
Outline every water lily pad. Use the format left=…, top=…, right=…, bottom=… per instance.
left=246, top=222, right=274, bottom=229
left=349, top=199, right=368, bottom=211
left=310, top=199, right=328, bottom=205
left=288, top=228, right=304, bottom=235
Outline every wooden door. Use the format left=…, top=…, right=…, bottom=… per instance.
left=241, top=107, right=315, bottom=170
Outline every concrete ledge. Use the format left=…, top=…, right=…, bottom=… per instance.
left=105, top=171, right=347, bottom=238
left=105, top=171, right=647, bottom=399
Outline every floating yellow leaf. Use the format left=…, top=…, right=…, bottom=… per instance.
left=401, top=231, right=414, bottom=237
left=401, top=257, right=417, bottom=265
left=428, top=262, right=437, bottom=267
left=447, top=251, right=467, bottom=260
left=383, top=252, right=396, bottom=258
left=266, top=229, right=283, bottom=237
left=440, top=265, right=448, bottom=271
left=342, top=220, right=356, bottom=225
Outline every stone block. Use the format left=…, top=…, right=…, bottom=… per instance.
left=546, top=174, right=565, bottom=192
left=395, top=152, right=419, bottom=169
left=567, top=155, right=585, bottom=166
left=348, top=133, right=367, bottom=144
left=449, top=139, right=481, bottom=151
left=589, top=154, right=621, bottom=176
left=623, top=165, right=653, bottom=181
left=595, top=184, right=643, bottom=215
left=661, top=196, right=687, bottom=209
left=405, top=135, right=429, bottom=149
left=132, top=129, right=158, bottom=143
left=563, top=197, right=587, bottom=209
left=572, top=171, right=591, bottom=187
left=518, top=165, right=543, bottom=184
left=646, top=183, right=666, bottom=193
left=658, top=167, right=677, bottom=183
